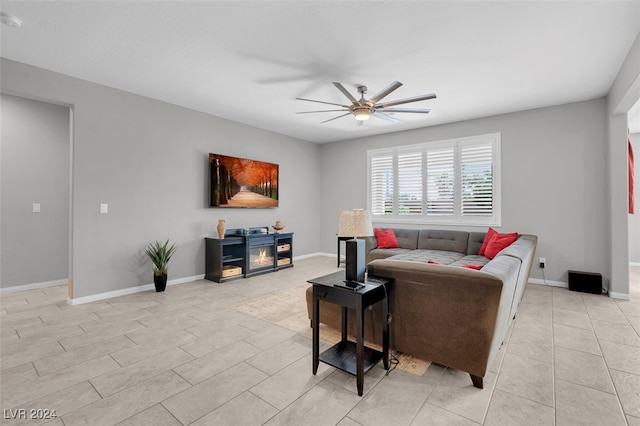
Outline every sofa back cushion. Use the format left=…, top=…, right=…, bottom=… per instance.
left=380, top=228, right=419, bottom=250
left=417, top=230, right=470, bottom=254
left=467, top=232, right=487, bottom=255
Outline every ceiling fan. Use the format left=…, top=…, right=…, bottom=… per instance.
left=296, top=81, right=436, bottom=124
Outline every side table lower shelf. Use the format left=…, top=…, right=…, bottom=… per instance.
left=319, top=340, right=384, bottom=376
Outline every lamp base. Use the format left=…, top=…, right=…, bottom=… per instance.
left=345, top=239, right=365, bottom=283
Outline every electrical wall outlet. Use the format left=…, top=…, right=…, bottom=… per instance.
left=539, top=257, right=546, bottom=269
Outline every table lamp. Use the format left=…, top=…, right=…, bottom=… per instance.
left=337, top=209, right=374, bottom=286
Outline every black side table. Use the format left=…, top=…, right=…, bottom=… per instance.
left=308, top=271, right=390, bottom=396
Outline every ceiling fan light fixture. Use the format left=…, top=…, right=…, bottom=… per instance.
left=354, top=110, right=370, bottom=121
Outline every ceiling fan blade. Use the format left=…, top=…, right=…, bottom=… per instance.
left=379, top=108, right=431, bottom=114
left=372, top=112, right=400, bottom=123
left=296, top=97, right=349, bottom=108
left=332, top=82, right=360, bottom=106
left=368, top=81, right=403, bottom=104
left=296, top=109, right=349, bottom=114
left=376, top=93, right=437, bottom=109
left=321, top=112, right=352, bottom=124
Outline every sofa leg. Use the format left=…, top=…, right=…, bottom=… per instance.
left=470, top=374, right=483, bottom=389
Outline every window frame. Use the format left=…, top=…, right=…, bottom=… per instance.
left=367, top=132, right=501, bottom=226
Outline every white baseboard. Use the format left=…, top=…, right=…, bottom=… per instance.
left=0, top=279, right=68, bottom=295
left=528, top=278, right=568, bottom=288
left=294, top=252, right=329, bottom=260
left=67, top=274, right=205, bottom=305
left=608, top=291, right=631, bottom=300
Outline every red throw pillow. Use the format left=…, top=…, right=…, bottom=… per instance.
left=479, top=227, right=497, bottom=256
left=374, top=227, right=400, bottom=249
left=485, top=232, right=518, bottom=259
left=461, top=264, right=483, bottom=270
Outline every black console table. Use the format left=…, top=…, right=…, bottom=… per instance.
left=205, top=227, right=293, bottom=283
left=308, top=271, right=390, bottom=396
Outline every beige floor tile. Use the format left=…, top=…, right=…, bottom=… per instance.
left=484, top=389, right=554, bottom=426
left=427, top=368, right=496, bottom=424
left=117, top=404, right=182, bottom=426
left=628, top=415, right=640, bottom=426
left=591, top=319, right=640, bottom=347
left=0, top=362, right=39, bottom=388
left=90, top=347, right=194, bottom=397
left=179, top=323, right=256, bottom=358
left=600, top=340, right=640, bottom=376
left=162, top=362, right=268, bottom=425
left=192, top=392, right=278, bottom=426
left=324, top=363, right=388, bottom=397
left=609, top=370, right=640, bottom=418
left=1, top=355, right=120, bottom=408
left=348, top=369, right=433, bottom=426
left=246, top=333, right=311, bottom=375
left=6, top=382, right=101, bottom=426
left=553, top=323, right=601, bottom=355
left=109, top=329, right=197, bottom=366
left=552, top=290, right=587, bottom=313
left=249, top=354, right=333, bottom=410
left=1, top=340, right=66, bottom=371
left=61, top=370, right=190, bottom=426
left=495, top=352, right=554, bottom=407
left=585, top=305, right=629, bottom=325
left=555, top=379, right=627, bottom=426
left=266, top=380, right=361, bottom=426
left=58, top=320, right=146, bottom=351
left=242, top=323, right=298, bottom=350
left=410, top=402, right=479, bottom=425
left=173, top=340, right=261, bottom=385
left=511, top=310, right=553, bottom=336
left=552, top=308, right=593, bottom=330
left=554, top=346, right=615, bottom=393
left=34, top=335, right=135, bottom=376
left=506, top=327, right=553, bottom=363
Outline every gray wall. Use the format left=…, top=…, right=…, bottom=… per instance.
left=319, top=99, right=609, bottom=286
left=1, top=59, right=321, bottom=298
left=1, top=94, right=70, bottom=288
left=630, top=132, right=640, bottom=263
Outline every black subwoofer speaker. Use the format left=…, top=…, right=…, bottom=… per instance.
left=345, top=239, right=365, bottom=283
left=568, top=270, right=602, bottom=294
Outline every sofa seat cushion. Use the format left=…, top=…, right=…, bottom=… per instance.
left=384, top=249, right=464, bottom=265
left=368, top=248, right=414, bottom=262
left=449, top=255, right=491, bottom=269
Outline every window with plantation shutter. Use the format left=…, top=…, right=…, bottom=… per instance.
left=461, top=142, right=493, bottom=217
left=370, top=153, right=393, bottom=215
left=426, top=147, right=454, bottom=215
left=397, top=151, right=422, bottom=215
left=367, top=133, right=501, bottom=226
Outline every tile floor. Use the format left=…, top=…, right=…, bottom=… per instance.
left=1, top=257, right=639, bottom=425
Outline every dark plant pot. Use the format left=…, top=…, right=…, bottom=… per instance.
left=154, top=274, right=167, bottom=292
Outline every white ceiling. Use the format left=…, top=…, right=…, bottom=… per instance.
left=1, top=1, right=639, bottom=143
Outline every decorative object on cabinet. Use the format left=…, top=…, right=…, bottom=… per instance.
left=217, top=219, right=226, bottom=239
left=205, top=227, right=293, bottom=283
left=272, top=220, right=284, bottom=233
left=144, top=239, right=177, bottom=292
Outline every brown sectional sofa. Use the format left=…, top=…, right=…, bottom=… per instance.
left=306, top=228, right=537, bottom=389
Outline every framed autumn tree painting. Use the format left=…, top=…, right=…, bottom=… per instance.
left=209, top=153, right=279, bottom=208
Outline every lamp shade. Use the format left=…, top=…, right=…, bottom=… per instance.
left=337, top=209, right=374, bottom=238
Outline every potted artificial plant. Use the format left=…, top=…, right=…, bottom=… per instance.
left=144, top=239, right=177, bottom=292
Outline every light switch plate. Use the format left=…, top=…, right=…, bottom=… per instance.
left=33, top=203, right=41, bottom=213
left=100, top=203, right=108, bottom=214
